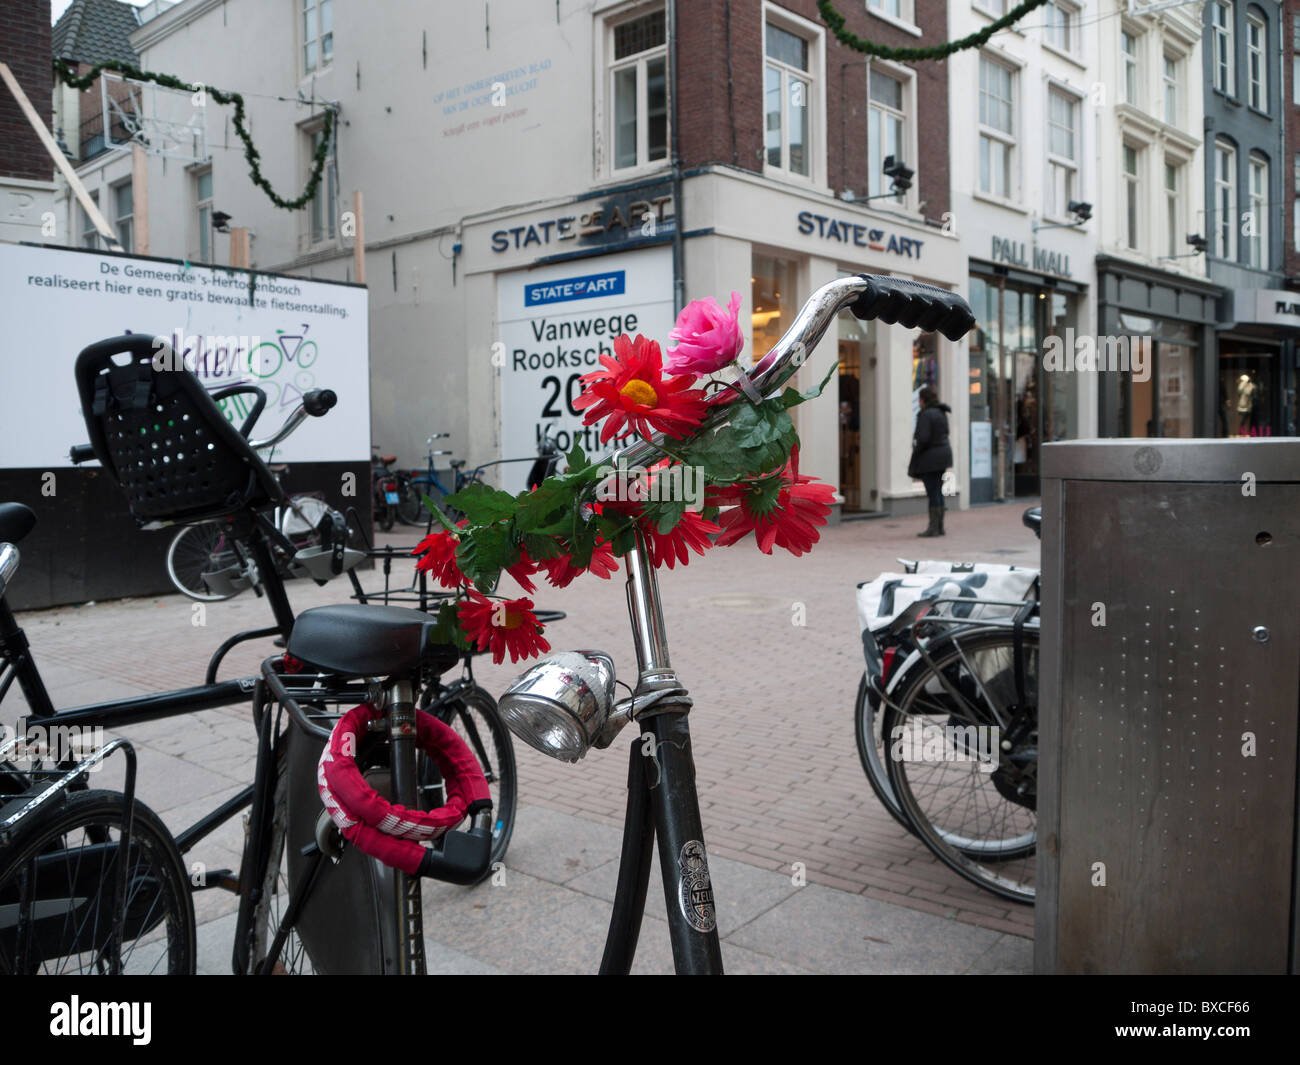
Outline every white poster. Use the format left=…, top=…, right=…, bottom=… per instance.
left=496, top=245, right=674, bottom=492
left=971, top=420, right=993, bottom=480
left=0, top=242, right=370, bottom=468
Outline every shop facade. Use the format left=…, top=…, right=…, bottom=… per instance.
left=1218, top=290, right=1300, bottom=439
left=457, top=166, right=968, bottom=511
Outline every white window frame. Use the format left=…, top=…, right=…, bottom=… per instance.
left=1122, top=142, right=1143, bottom=251
left=761, top=4, right=825, bottom=187
left=1212, top=1, right=1235, bottom=95
left=1162, top=52, right=1179, bottom=125
left=866, top=61, right=916, bottom=209
left=604, top=4, right=669, bottom=175
left=195, top=167, right=213, bottom=263
left=1163, top=156, right=1184, bottom=259
left=1045, top=85, right=1080, bottom=221
left=977, top=53, right=1017, bottom=202
left=866, top=0, right=921, bottom=37
left=1246, top=12, right=1267, bottom=111
left=974, top=0, right=1009, bottom=18
left=1121, top=29, right=1140, bottom=107
left=1043, top=0, right=1079, bottom=57
left=1248, top=153, right=1269, bottom=268
left=301, top=0, right=333, bottom=78
left=302, top=120, right=337, bottom=249
left=113, top=180, right=133, bottom=254
left=1214, top=139, right=1238, bottom=260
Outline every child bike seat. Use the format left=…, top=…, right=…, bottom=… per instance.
left=73, top=334, right=283, bottom=526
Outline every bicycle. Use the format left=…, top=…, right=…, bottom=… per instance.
left=0, top=336, right=521, bottom=974
left=853, top=510, right=1043, bottom=903
left=247, top=325, right=318, bottom=380
left=250, top=275, right=973, bottom=975
left=372, top=448, right=401, bottom=532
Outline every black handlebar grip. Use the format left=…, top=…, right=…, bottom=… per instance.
left=302, top=389, right=337, bottom=417
left=69, top=444, right=98, bottom=464
left=850, top=274, right=977, bottom=342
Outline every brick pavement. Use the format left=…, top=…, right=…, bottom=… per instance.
left=2, top=500, right=1040, bottom=961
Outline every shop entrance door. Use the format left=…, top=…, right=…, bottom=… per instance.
left=836, top=314, right=877, bottom=511
left=1218, top=345, right=1279, bottom=437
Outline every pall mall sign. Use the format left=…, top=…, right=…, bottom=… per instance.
left=990, top=236, right=1072, bottom=279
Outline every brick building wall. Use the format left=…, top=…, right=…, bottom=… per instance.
left=0, top=0, right=53, bottom=180
left=676, top=0, right=950, bottom=225
left=1285, top=0, right=1300, bottom=281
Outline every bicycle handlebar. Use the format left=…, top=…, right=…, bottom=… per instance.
left=605, top=273, right=976, bottom=472
left=69, top=444, right=97, bottom=465
left=247, top=389, right=336, bottom=451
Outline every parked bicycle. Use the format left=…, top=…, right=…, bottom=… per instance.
left=853, top=508, right=1042, bottom=903
left=0, top=336, right=521, bottom=974
left=372, top=448, right=401, bottom=532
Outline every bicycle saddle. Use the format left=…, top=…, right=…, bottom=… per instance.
left=287, top=604, right=459, bottom=677
left=0, top=503, right=36, bottom=545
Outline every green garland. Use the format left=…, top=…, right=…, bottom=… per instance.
left=817, top=0, right=1050, bottom=61
left=53, top=58, right=335, bottom=212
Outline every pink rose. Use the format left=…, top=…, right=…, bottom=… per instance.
left=664, top=291, right=745, bottom=377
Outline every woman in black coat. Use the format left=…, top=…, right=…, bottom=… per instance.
left=909, top=386, right=952, bottom=537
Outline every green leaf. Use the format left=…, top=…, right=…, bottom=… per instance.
left=428, top=599, right=468, bottom=650
left=455, top=521, right=519, bottom=593
left=523, top=532, right=564, bottom=561
left=642, top=495, right=686, bottom=535
left=443, top=482, right=518, bottom=524
left=781, top=359, right=839, bottom=409
left=565, top=441, right=588, bottom=472
left=421, top=494, right=461, bottom=534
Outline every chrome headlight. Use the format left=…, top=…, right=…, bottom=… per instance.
left=498, top=650, right=621, bottom=762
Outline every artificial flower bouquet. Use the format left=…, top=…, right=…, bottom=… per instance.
left=412, top=291, right=837, bottom=664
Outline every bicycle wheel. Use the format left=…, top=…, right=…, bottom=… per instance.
left=420, top=684, right=516, bottom=879
left=0, top=790, right=196, bottom=974
left=295, top=340, right=318, bottom=370
left=853, top=673, right=915, bottom=834
left=397, top=478, right=429, bottom=526
left=166, top=523, right=243, bottom=602
left=247, top=341, right=283, bottom=379
left=881, top=626, right=1038, bottom=904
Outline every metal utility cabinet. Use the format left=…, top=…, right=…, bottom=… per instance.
left=1036, top=440, right=1300, bottom=974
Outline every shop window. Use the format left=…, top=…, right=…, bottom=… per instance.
left=1214, top=139, right=1237, bottom=260
left=113, top=180, right=133, bottom=253
left=1212, top=1, right=1234, bottom=95
left=868, top=66, right=911, bottom=204
left=607, top=7, right=668, bottom=172
left=302, top=0, right=333, bottom=76
left=1219, top=351, right=1275, bottom=437
left=978, top=55, right=1015, bottom=199
left=1248, top=154, right=1269, bottom=268
left=751, top=253, right=799, bottom=362
left=1246, top=11, right=1267, bottom=111
left=1046, top=88, right=1078, bottom=219
left=764, top=16, right=818, bottom=181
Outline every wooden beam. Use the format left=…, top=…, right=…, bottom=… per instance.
left=351, top=189, right=366, bottom=284
left=229, top=226, right=250, bottom=268
left=130, top=142, right=149, bottom=255
left=0, top=61, right=122, bottom=251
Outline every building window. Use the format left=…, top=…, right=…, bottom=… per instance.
left=306, top=124, right=336, bottom=245
left=1248, top=154, right=1269, bottom=268
left=302, top=0, right=333, bottom=75
left=80, top=190, right=100, bottom=249
left=1212, top=2, right=1234, bottom=95
left=196, top=168, right=213, bottom=263
left=1164, top=160, right=1181, bottom=258
left=1121, top=31, right=1139, bottom=105
left=867, top=0, right=913, bottom=22
left=1293, top=15, right=1300, bottom=105
left=1123, top=144, right=1141, bottom=250
left=1294, top=152, right=1300, bottom=252
left=609, top=7, right=667, bottom=171
left=1044, top=1, right=1077, bottom=53
left=1046, top=88, right=1078, bottom=218
left=1215, top=140, right=1237, bottom=259
left=978, top=55, right=1014, bottom=198
left=977, top=0, right=1008, bottom=15
left=1246, top=13, right=1266, bottom=110
left=867, top=66, right=908, bottom=202
left=764, top=19, right=814, bottom=179
left=113, top=181, right=133, bottom=253
left=1163, top=53, right=1179, bottom=124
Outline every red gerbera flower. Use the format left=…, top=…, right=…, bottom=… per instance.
left=706, top=448, right=836, bottom=557
left=540, top=538, right=619, bottom=588
left=456, top=589, right=551, bottom=665
left=506, top=547, right=539, bottom=594
left=574, top=334, right=707, bottom=443
left=411, top=530, right=464, bottom=589
left=643, top=509, right=720, bottom=569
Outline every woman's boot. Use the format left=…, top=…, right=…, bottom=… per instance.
left=935, top=506, right=945, bottom=536
left=917, top=507, right=941, bottom=537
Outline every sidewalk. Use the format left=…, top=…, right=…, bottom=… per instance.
left=5, top=500, right=1039, bottom=973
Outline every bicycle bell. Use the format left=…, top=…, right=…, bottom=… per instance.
left=498, top=650, right=623, bottom=762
